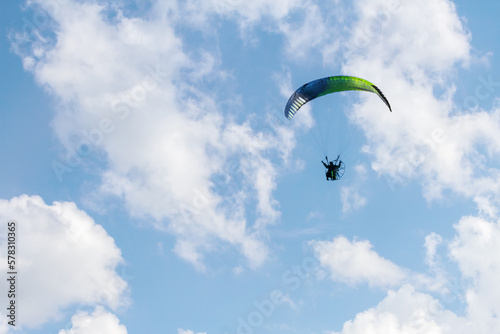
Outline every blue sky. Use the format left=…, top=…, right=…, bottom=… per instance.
left=1, top=0, right=500, bottom=333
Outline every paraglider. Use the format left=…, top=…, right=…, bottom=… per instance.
left=284, top=75, right=391, bottom=181
left=322, top=155, right=344, bottom=181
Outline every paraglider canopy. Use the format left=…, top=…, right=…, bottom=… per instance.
left=284, top=75, right=391, bottom=120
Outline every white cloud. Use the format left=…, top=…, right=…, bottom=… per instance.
left=449, top=215, right=500, bottom=333
left=277, top=2, right=330, bottom=60
left=345, top=0, right=470, bottom=72
left=474, top=195, right=499, bottom=219
left=59, top=306, right=127, bottom=334
left=310, top=236, right=407, bottom=288
left=340, top=164, right=368, bottom=214
left=424, top=232, right=443, bottom=268
left=333, top=285, right=469, bottom=334
left=0, top=317, right=10, bottom=334
left=178, top=329, right=206, bottom=334
left=340, top=187, right=366, bottom=214
left=173, top=0, right=338, bottom=62
left=181, top=0, right=301, bottom=24
left=0, top=195, right=128, bottom=328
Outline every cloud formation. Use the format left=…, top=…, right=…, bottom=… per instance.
left=178, top=329, right=207, bottom=334
left=449, top=215, right=500, bottom=333
left=0, top=195, right=127, bottom=328
left=333, top=285, right=469, bottom=334
left=340, top=164, right=368, bottom=213
left=13, top=0, right=304, bottom=270
left=310, top=236, right=407, bottom=288
left=59, top=306, right=127, bottom=334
